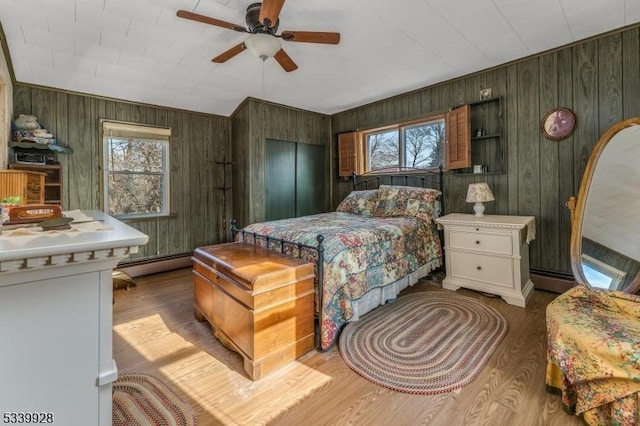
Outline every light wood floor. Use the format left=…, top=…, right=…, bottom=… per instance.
left=113, top=268, right=582, bottom=426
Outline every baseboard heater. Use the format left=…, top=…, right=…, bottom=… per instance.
left=117, top=255, right=578, bottom=294
left=117, top=253, right=193, bottom=278
left=530, top=269, right=576, bottom=294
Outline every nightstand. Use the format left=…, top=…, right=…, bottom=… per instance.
left=435, top=213, right=536, bottom=307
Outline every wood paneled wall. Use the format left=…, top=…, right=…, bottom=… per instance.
left=231, top=98, right=331, bottom=227
left=11, top=24, right=640, bottom=276
left=331, top=26, right=640, bottom=276
left=13, top=84, right=232, bottom=262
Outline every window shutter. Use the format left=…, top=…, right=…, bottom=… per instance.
left=445, top=105, right=471, bottom=170
left=337, top=132, right=363, bottom=177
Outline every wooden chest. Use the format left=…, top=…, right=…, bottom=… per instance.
left=192, top=242, right=315, bottom=380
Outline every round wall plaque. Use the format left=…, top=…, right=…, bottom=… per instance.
left=542, top=107, right=576, bottom=140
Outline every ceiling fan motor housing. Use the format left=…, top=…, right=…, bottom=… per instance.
left=246, top=2, right=279, bottom=34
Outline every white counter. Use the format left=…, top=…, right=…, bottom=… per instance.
left=0, top=211, right=148, bottom=426
left=0, top=211, right=148, bottom=278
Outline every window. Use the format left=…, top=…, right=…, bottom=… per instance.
left=101, top=121, right=171, bottom=219
left=581, top=254, right=626, bottom=290
left=364, top=116, right=445, bottom=172
left=337, top=107, right=470, bottom=177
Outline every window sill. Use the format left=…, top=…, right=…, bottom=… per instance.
left=113, top=212, right=176, bottom=223
left=361, top=166, right=441, bottom=176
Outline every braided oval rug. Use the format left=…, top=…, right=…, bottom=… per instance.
left=113, top=373, right=197, bottom=426
left=339, top=292, right=508, bottom=394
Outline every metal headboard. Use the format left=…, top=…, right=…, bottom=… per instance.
left=351, top=165, right=445, bottom=214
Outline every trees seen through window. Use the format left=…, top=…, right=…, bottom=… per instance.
left=366, top=117, right=445, bottom=171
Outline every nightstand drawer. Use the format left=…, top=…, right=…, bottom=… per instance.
left=449, top=251, right=514, bottom=288
left=448, top=230, right=512, bottom=255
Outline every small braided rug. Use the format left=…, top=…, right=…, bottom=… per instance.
left=113, top=373, right=197, bottom=426
left=339, top=292, right=508, bottom=394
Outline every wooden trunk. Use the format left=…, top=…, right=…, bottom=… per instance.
left=192, top=242, right=315, bottom=380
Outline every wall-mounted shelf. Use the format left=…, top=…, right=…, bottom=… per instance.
left=9, top=141, right=73, bottom=154
left=452, top=171, right=504, bottom=176
left=469, top=96, right=504, bottom=174
left=471, top=133, right=501, bottom=141
left=468, top=96, right=501, bottom=107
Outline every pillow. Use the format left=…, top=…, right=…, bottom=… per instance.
left=336, top=189, right=379, bottom=216
left=373, top=185, right=441, bottom=222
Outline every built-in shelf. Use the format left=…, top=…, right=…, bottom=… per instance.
left=452, top=171, right=504, bottom=176
left=470, top=96, right=504, bottom=174
left=471, top=133, right=501, bottom=141
left=468, top=97, right=501, bottom=107
left=9, top=141, right=73, bottom=154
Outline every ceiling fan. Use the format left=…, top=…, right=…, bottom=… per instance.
left=176, top=0, right=340, bottom=72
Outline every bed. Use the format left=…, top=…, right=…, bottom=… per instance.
left=232, top=169, right=444, bottom=350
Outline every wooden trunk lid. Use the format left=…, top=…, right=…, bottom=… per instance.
left=193, top=242, right=314, bottom=292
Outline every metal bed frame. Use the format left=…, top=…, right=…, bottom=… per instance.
left=230, top=166, right=444, bottom=350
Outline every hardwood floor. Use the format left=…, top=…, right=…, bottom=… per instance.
left=113, top=268, right=582, bottom=426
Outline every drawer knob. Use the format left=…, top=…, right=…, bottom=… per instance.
left=476, top=228, right=479, bottom=231
left=476, top=266, right=482, bottom=270
left=475, top=240, right=480, bottom=244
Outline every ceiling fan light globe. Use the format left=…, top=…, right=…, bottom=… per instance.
left=245, top=33, right=281, bottom=58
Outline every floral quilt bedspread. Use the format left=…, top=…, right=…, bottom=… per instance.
left=239, top=211, right=442, bottom=350
left=546, top=285, right=640, bottom=424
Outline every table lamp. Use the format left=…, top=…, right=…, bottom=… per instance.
left=466, top=183, right=495, bottom=217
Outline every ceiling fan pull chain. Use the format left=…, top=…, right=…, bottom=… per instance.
left=262, top=60, right=266, bottom=101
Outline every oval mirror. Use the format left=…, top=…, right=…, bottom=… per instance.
left=571, top=117, right=640, bottom=293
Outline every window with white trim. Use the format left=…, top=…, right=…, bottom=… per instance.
left=101, top=121, right=171, bottom=219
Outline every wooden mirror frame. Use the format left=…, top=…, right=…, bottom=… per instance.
left=569, top=117, right=640, bottom=293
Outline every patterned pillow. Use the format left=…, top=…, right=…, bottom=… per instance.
left=373, top=185, right=441, bottom=222
left=336, top=189, right=379, bottom=216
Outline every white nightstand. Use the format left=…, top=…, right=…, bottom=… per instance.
left=436, top=213, right=536, bottom=307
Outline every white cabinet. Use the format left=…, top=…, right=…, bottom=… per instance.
left=0, top=212, right=147, bottom=426
left=436, top=213, right=535, bottom=307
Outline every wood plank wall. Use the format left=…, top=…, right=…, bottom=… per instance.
left=231, top=98, right=331, bottom=227
left=331, top=26, right=640, bottom=276
left=13, top=84, right=232, bottom=263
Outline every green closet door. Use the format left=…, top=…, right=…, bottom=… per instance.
left=296, top=143, right=326, bottom=216
left=265, top=139, right=296, bottom=221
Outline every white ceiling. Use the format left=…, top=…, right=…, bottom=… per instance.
left=1, top=0, right=639, bottom=117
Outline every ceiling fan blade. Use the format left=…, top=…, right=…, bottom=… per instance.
left=259, top=0, right=286, bottom=29
left=177, top=10, right=247, bottom=33
left=212, top=43, right=247, bottom=63
left=274, top=48, right=298, bottom=72
left=281, top=31, right=340, bottom=45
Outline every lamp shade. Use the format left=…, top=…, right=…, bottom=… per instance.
left=245, top=33, right=281, bottom=59
left=466, top=182, right=494, bottom=217
left=466, top=183, right=495, bottom=203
